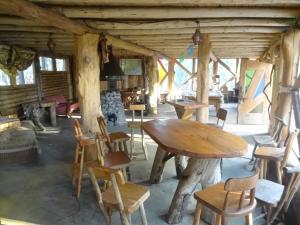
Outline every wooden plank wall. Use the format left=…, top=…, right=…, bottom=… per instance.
left=40, top=72, right=69, bottom=98
left=0, top=85, right=38, bottom=116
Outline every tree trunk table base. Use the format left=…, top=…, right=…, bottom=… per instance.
left=143, top=119, right=247, bottom=224
left=167, top=158, right=221, bottom=224
left=150, top=147, right=168, bottom=184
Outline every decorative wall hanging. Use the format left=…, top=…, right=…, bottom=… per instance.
left=0, top=44, right=35, bottom=77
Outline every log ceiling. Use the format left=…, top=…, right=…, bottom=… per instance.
left=0, top=0, right=299, bottom=58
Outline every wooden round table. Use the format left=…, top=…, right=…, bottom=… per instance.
left=142, top=119, right=248, bottom=224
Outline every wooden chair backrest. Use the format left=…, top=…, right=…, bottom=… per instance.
left=88, top=166, right=129, bottom=225
left=129, top=104, right=145, bottom=123
left=223, top=170, right=259, bottom=213
left=89, top=166, right=125, bottom=185
left=216, top=108, right=227, bottom=128
left=97, top=116, right=114, bottom=152
left=272, top=117, right=287, bottom=143
left=129, top=104, right=145, bottom=111
left=281, top=129, right=299, bottom=168
left=73, top=119, right=83, bottom=137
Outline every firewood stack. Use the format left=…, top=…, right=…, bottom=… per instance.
left=100, top=91, right=127, bottom=126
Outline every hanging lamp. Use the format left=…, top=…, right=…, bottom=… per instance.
left=192, top=21, right=203, bottom=45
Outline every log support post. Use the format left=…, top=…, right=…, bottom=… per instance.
left=146, top=56, right=159, bottom=114
left=75, top=33, right=102, bottom=133
left=274, top=29, right=300, bottom=125
left=196, top=34, right=211, bottom=122
left=168, top=59, right=175, bottom=100
left=212, top=61, right=218, bottom=87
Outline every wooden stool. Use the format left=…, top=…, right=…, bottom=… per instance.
left=193, top=170, right=258, bottom=225
left=255, top=166, right=300, bottom=225
left=72, top=119, right=102, bottom=199
left=254, top=129, right=299, bottom=183
left=88, top=166, right=150, bottom=225
left=128, top=104, right=148, bottom=160
left=251, top=117, right=287, bottom=162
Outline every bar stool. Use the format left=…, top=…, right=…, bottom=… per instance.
left=254, top=129, right=299, bottom=184
left=97, top=116, right=132, bottom=181
left=97, top=116, right=130, bottom=154
left=128, top=104, right=148, bottom=160
left=72, top=119, right=102, bottom=199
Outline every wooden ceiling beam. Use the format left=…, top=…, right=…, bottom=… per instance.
left=0, top=0, right=92, bottom=34
left=120, top=33, right=280, bottom=40
left=85, top=19, right=294, bottom=30
left=28, top=0, right=300, bottom=7
left=107, top=27, right=285, bottom=35
left=0, top=0, right=169, bottom=57
left=55, top=7, right=300, bottom=19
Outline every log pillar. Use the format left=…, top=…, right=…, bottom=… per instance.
left=275, top=29, right=300, bottom=124
left=146, top=56, right=159, bottom=114
left=196, top=34, right=211, bottom=122
left=75, top=33, right=102, bottom=133
left=212, top=61, right=218, bottom=85
left=168, top=59, right=175, bottom=100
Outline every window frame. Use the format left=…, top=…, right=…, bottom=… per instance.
left=0, top=62, right=36, bottom=87
left=39, top=55, right=68, bottom=73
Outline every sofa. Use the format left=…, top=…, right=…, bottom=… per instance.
left=43, top=95, right=79, bottom=116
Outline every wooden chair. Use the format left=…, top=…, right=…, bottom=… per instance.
left=255, top=166, right=300, bottom=225
left=88, top=165, right=150, bottom=225
left=97, top=116, right=132, bottom=180
left=254, top=129, right=299, bottom=183
left=72, top=119, right=102, bottom=198
left=208, top=108, right=228, bottom=129
left=193, top=170, right=259, bottom=225
left=251, top=117, right=287, bottom=162
left=97, top=116, right=130, bottom=153
left=128, top=104, right=148, bottom=160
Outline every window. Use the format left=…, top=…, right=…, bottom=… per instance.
left=56, top=58, right=66, bottom=71
left=0, top=70, right=11, bottom=86
left=16, top=64, right=35, bottom=85
left=120, top=58, right=142, bottom=75
left=39, top=56, right=53, bottom=71
left=39, top=56, right=67, bottom=72
left=0, top=63, right=35, bottom=86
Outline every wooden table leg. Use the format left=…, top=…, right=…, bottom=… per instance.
left=175, top=108, right=193, bottom=120
left=49, top=104, right=57, bottom=126
left=175, top=155, right=187, bottom=179
left=150, top=146, right=168, bottom=184
left=167, top=158, right=221, bottom=224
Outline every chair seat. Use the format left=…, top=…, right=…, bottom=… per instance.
left=128, top=121, right=142, bottom=129
left=77, top=134, right=97, bottom=145
left=102, top=182, right=150, bottom=213
left=255, top=179, right=284, bottom=207
left=253, top=135, right=277, bottom=146
left=254, top=147, right=284, bottom=161
left=194, top=183, right=255, bottom=216
left=109, top=132, right=130, bottom=142
left=104, top=151, right=131, bottom=169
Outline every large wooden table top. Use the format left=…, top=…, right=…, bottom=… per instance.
left=142, top=119, right=247, bottom=158
left=166, top=100, right=208, bottom=110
